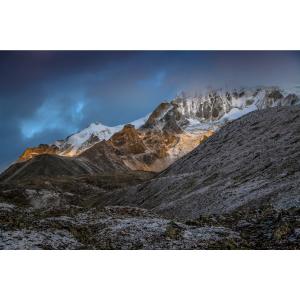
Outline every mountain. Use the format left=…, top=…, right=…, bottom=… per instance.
left=102, top=105, right=300, bottom=220
left=10, top=86, right=300, bottom=176
left=18, top=114, right=150, bottom=161
left=142, top=86, right=299, bottom=130
left=1, top=88, right=300, bottom=249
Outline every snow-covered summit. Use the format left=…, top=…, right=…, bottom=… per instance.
left=143, top=86, right=300, bottom=134
left=53, top=114, right=150, bottom=156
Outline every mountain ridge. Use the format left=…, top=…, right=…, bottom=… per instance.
left=7, top=86, right=300, bottom=176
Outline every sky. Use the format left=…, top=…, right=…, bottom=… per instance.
left=0, top=50, right=300, bottom=171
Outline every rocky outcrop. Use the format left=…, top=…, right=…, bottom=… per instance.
left=0, top=203, right=241, bottom=249
left=143, top=102, right=172, bottom=129
left=109, top=124, right=147, bottom=155
left=103, top=123, right=213, bottom=172
left=19, top=144, right=59, bottom=161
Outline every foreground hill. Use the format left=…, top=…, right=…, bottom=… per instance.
left=0, top=149, right=129, bottom=182
left=97, top=105, right=300, bottom=220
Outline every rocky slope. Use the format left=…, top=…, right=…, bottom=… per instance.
left=0, top=150, right=129, bottom=183
left=0, top=204, right=242, bottom=249
left=0, top=170, right=241, bottom=249
left=96, top=105, right=300, bottom=220
left=0, top=181, right=299, bottom=249
left=15, top=86, right=300, bottom=174
left=1, top=104, right=300, bottom=249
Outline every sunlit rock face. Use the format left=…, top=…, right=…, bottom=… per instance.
left=106, top=123, right=213, bottom=172
left=17, top=86, right=300, bottom=173
left=19, top=144, right=59, bottom=161
left=18, top=116, right=148, bottom=161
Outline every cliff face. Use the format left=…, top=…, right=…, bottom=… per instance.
left=106, top=124, right=213, bottom=172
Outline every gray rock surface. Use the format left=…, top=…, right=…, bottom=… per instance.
left=0, top=204, right=240, bottom=249
left=98, top=106, right=300, bottom=220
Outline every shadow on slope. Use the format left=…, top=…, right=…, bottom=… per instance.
left=93, top=106, right=300, bottom=220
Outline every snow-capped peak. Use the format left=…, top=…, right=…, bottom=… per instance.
left=53, top=114, right=150, bottom=155
left=130, top=114, right=151, bottom=128
left=147, top=86, right=300, bottom=134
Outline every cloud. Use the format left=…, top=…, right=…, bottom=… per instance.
left=138, top=70, right=166, bottom=88
left=20, top=97, right=86, bottom=139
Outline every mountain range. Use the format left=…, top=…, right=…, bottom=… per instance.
left=6, top=86, right=299, bottom=180
left=1, top=86, right=300, bottom=249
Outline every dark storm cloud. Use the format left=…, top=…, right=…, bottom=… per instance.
left=0, top=51, right=300, bottom=171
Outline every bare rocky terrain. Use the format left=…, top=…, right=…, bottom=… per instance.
left=0, top=204, right=243, bottom=249
left=100, top=106, right=300, bottom=221
left=1, top=105, right=300, bottom=249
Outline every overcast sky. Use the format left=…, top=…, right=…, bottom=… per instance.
left=0, top=50, right=300, bottom=171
